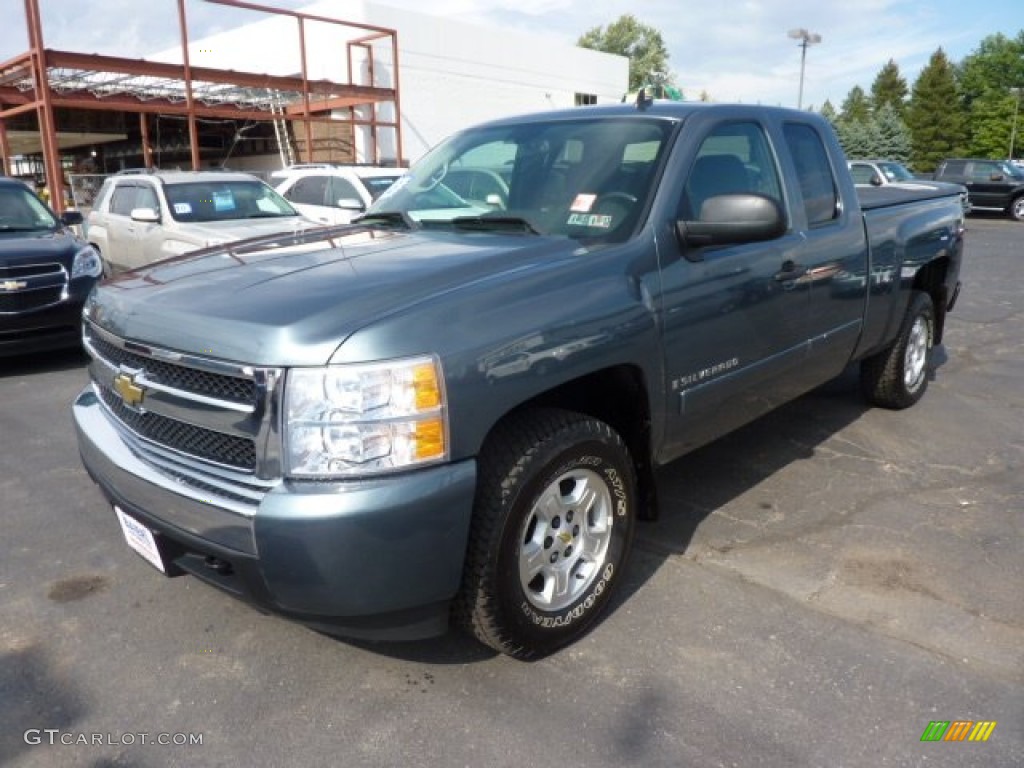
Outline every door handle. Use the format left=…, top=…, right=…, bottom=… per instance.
left=774, top=261, right=807, bottom=282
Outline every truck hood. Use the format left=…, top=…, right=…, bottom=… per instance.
left=85, top=227, right=577, bottom=366
left=0, top=228, right=84, bottom=268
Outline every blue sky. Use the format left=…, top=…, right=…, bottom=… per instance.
left=2, top=0, right=1020, bottom=108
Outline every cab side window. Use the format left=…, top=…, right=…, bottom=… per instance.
left=969, top=162, right=997, bottom=181
left=783, top=123, right=839, bottom=227
left=682, top=121, right=783, bottom=220
left=286, top=176, right=329, bottom=206
left=109, top=184, right=139, bottom=216
left=135, top=185, right=160, bottom=212
left=328, top=177, right=361, bottom=206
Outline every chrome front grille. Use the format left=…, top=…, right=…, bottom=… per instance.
left=0, top=262, right=67, bottom=313
left=83, top=320, right=283, bottom=507
left=97, top=384, right=257, bottom=471
left=87, top=332, right=257, bottom=406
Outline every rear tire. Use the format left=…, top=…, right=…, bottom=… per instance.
left=860, top=291, right=934, bottom=409
left=456, top=408, right=637, bottom=660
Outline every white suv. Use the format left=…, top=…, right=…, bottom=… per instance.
left=272, top=165, right=404, bottom=225
left=87, top=170, right=316, bottom=274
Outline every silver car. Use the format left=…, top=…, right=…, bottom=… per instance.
left=87, top=170, right=317, bottom=273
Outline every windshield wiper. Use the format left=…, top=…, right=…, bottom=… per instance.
left=354, top=210, right=418, bottom=230
left=451, top=215, right=539, bottom=234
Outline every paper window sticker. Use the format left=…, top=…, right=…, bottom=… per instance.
left=213, top=191, right=236, bottom=211
left=173, top=202, right=192, bottom=215
left=570, top=193, right=597, bottom=212
left=567, top=212, right=614, bottom=228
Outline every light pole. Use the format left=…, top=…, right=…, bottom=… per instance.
left=788, top=28, right=822, bottom=110
left=1010, top=87, right=1022, bottom=161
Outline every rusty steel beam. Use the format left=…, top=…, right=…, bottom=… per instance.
left=139, top=113, right=153, bottom=168
left=25, top=0, right=66, bottom=214
left=0, top=120, right=11, bottom=175
left=176, top=0, right=200, bottom=169
left=43, top=50, right=395, bottom=101
left=391, top=28, right=404, bottom=166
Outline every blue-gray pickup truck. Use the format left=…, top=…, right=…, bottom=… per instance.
left=73, top=102, right=964, bottom=659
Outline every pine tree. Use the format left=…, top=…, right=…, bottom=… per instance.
left=870, top=60, right=909, bottom=118
left=868, top=104, right=912, bottom=162
left=840, top=86, right=872, bottom=123
left=906, top=49, right=969, bottom=172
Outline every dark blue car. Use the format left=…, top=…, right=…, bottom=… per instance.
left=0, top=177, right=102, bottom=356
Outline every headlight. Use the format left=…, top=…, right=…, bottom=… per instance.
left=285, top=355, right=447, bottom=477
left=71, top=245, right=102, bottom=279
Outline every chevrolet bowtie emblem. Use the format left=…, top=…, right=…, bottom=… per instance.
left=113, top=372, right=146, bottom=408
left=1, top=280, right=28, bottom=291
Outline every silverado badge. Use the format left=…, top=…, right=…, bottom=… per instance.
left=1, top=280, right=28, bottom=291
left=113, top=372, right=146, bottom=408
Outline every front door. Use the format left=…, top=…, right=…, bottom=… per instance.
left=655, top=118, right=811, bottom=459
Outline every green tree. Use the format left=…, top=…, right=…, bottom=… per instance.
left=906, top=48, right=969, bottom=171
left=868, top=104, right=912, bottom=162
left=578, top=14, right=672, bottom=92
left=835, top=119, right=872, bottom=159
left=840, top=85, right=872, bottom=123
left=871, top=59, right=909, bottom=117
left=819, top=100, right=838, bottom=123
left=957, top=31, right=1024, bottom=158
left=958, top=32, right=1024, bottom=102
left=968, top=88, right=1021, bottom=158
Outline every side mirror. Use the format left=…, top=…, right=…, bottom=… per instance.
left=990, top=173, right=1005, bottom=181
left=870, top=175, right=883, bottom=186
left=130, top=207, right=160, bottom=223
left=336, top=198, right=365, bottom=211
left=676, top=194, right=786, bottom=259
left=60, top=210, right=84, bottom=226
left=485, top=193, right=504, bottom=207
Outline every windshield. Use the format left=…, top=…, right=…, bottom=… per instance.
left=164, top=180, right=299, bottom=222
left=359, top=175, right=403, bottom=201
left=368, top=116, right=675, bottom=241
left=999, top=162, right=1024, bottom=180
left=878, top=162, right=915, bottom=182
left=0, top=184, right=60, bottom=233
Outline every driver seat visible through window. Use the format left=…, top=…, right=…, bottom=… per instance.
left=685, top=154, right=749, bottom=218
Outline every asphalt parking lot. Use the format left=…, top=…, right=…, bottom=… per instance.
left=1, top=216, right=1021, bottom=767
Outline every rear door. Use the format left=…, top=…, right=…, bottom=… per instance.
left=777, top=120, right=869, bottom=380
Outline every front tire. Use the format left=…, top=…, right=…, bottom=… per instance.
left=456, top=408, right=637, bottom=660
left=860, top=291, right=935, bottom=409
left=1011, top=195, right=1024, bottom=222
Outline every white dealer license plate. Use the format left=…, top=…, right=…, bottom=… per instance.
left=114, top=506, right=166, bottom=573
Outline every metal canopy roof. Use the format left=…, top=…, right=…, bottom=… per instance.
left=0, top=0, right=405, bottom=213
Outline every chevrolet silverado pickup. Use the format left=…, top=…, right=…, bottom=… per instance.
left=73, top=102, right=965, bottom=659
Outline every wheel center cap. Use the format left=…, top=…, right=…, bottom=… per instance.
left=557, top=531, right=573, bottom=545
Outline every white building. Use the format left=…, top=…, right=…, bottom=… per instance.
left=156, top=0, right=628, bottom=167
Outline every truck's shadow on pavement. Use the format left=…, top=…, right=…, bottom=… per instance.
left=342, top=349, right=950, bottom=664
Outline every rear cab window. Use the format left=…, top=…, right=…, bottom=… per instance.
left=782, top=122, right=840, bottom=227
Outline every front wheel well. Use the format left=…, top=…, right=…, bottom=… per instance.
left=484, top=365, right=659, bottom=520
